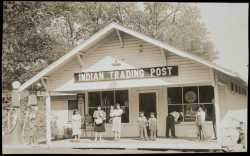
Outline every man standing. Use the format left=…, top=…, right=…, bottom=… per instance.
left=166, top=111, right=181, bottom=138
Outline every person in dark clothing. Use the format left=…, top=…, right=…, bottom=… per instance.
left=166, top=112, right=179, bottom=138
left=166, top=114, right=175, bottom=138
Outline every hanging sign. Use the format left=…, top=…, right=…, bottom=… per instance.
left=74, top=65, right=178, bottom=82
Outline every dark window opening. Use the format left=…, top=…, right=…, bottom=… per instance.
left=68, top=100, right=78, bottom=121
left=168, top=87, right=182, bottom=104
left=88, top=90, right=129, bottom=123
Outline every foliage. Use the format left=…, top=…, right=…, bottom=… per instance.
left=2, top=2, right=218, bottom=90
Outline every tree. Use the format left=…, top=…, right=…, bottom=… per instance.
left=2, top=2, right=217, bottom=90
left=2, top=2, right=58, bottom=89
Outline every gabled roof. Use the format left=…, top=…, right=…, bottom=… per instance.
left=18, top=22, right=247, bottom=91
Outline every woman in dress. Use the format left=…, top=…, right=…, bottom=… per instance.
left=93, top=106, right=106, bottom=141
left=112, top=103, right=123, bottom=140
left=72, top=110, right=81, bottom=142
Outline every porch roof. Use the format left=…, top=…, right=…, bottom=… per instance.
left=54, top=78, right=173, bottom=92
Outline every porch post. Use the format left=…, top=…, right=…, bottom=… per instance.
left=45, top=92, right=51, bottom=145
left=213, top=71, right=222, bottom=146
left=85, top=91, right=88, bottom=115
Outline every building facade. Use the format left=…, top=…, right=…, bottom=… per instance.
left=17, top=23, right=248, bottom=147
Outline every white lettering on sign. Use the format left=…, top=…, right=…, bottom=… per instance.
left=75, top=66, right=177, bottom=82
left=167, top=66, right=172, bottom=75
left=150, top=68, right=155, bottom=77
left=139, top=69, right=144, bottom=78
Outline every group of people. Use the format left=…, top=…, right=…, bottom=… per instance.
left=71, top=103, right=123, bottom=142
left=71, top=104, right=215, bottom=142
left=166, top=105, right=211, bottom=141
left=137, top=112, right=157, bottom=141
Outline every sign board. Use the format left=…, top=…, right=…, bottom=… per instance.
left=74, top=66, right=178, bottom=82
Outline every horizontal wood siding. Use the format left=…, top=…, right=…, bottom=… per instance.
left=48, top=32, right=212, bottom=91
left=48, top=58, right=81, bottom=91
left=83, top=32, right=166, bottom=70
left=167, top=55, right=212, bottom=83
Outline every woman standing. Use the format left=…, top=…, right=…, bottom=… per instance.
left=72, top=110, right=81, bottom=142
left=196, top=106, right=206, bottom=141
left=112, top=104, right=123, bottom=140
left=93, top=106, right=106, bottom=141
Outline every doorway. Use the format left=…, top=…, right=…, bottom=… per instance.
left=139, top=92, right=157, bottom=119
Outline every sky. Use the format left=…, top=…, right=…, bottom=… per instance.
left=196, top=3, right=248, bottom=81
left=137, top=2, right=248, bottom=81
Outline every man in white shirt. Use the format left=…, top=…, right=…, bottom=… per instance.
left=196, top=106, right=206, bottom=140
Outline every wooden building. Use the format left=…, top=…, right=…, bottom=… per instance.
left=17, top=22, right=247, bottom=148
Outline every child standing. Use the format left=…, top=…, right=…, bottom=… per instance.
left=148, top=112, right=157, bottom=141
left=138, top=112, right=148, bottom=140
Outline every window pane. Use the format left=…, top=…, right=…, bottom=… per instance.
left=88, top=107, right=96, bottom=120
left=121, top=106, right=129, bottom=123
left=106, top=106, right=113, bottom=123
left=88, top=92, right=101, bottom=107
left=184, top=105, right=199, bottom=121
left=101, top=91, right=114, bottom=107
left=115, top=90, right=129, bottom=123
left=168, top=105, right=183, bottom=113
left=68, top=100, right=78, bottom=110
left=199, top=86, right=214, bottom=103
left=115, top=90, right=129, bottom=106
left=183, top=87, right=198, bottom=104
left=203, top=104, right=215, bottom=121
left=234, top=84, right=238, bottom=93
left=167, top=87, right=182, bottom=104
left=231, top=83, right=234, bottom=91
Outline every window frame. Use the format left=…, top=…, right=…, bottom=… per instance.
left=68, top=99, right=78, bottom=122
left=88, top=89, right=129, bottom=123
left=167, top=85, right=215, bottom=122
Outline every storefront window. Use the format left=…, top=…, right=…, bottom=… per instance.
left=199, top=86, right=214, bottom=103
left=168, top=86, right=215, bottom=122
left=115, top=90, right=129, bottom=123
left=88, top=92, right=101, bottom=107
left=183, top=87, right=198, bottom=104
left=167, top=87, right=182, bottom=104
left=88, top=90, right=129, bottom=123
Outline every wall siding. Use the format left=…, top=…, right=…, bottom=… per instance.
left=216, top=71, right=248, bottom=146
left=48, top=32, right=212, bottom=91
left=51, top=99, right=69, bottom=137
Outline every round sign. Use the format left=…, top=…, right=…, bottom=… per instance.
left=185, top=91, right=197, bottom=103
left=36, top=82, right=42, bottom=88
left=12, top=81, right=21, bottom=89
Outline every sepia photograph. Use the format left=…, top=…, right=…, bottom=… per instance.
left=2, top=1, right=248, bottom=154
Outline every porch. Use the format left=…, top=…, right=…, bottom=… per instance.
left=45, top=137, right=220, bottom=150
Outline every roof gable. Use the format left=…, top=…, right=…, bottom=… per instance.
left=18, top=22, right=246, bottom=91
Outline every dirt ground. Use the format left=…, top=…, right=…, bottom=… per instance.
left=3, top=147, right=218, bottom=154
